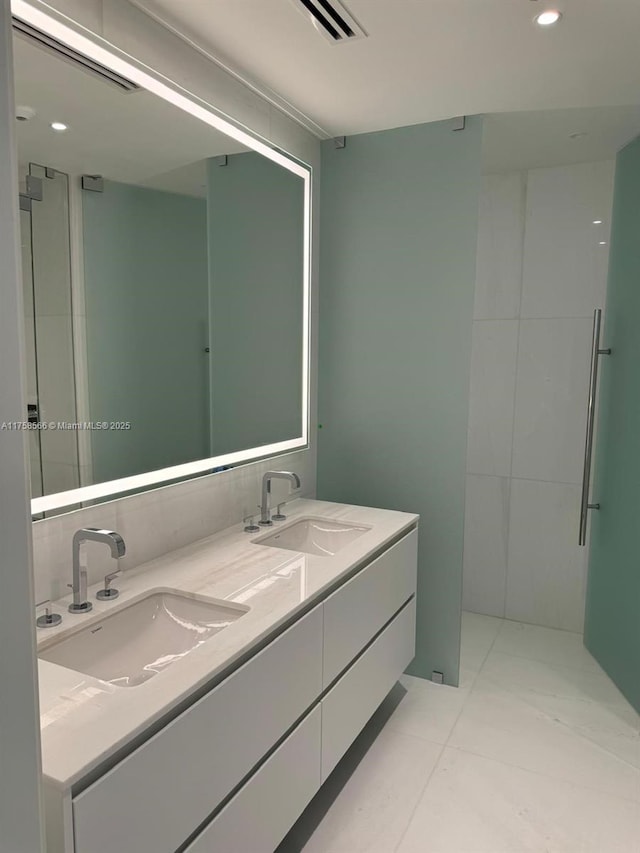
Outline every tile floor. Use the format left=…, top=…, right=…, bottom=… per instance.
left=279, top=613, right=640, bottom=853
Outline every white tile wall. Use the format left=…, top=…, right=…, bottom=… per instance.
left=474, top=173, right=526, bottom=320
left=511, top=318, right=594, bottom=484
left=463, top=162, right=614, bottom=631
left=466, top=320, right=518, bottom=477
left=462, top=475, right=510, bottom=618
left=505, top=479, right=588, bottom=633
left=521, top=162, right=614, bottom=319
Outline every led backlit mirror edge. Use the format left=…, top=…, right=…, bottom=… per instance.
left=13, top=0, right=312, bottom=516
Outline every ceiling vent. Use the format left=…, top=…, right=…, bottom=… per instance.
left=292, top=0, right=367, bottom=44
left=12, top=18, right=141, bottom=93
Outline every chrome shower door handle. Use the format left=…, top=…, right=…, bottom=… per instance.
left=579, top=308, right=611, bottom=546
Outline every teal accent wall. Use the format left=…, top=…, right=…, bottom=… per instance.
left=317, top=118, right=483, bottom=685
left=584, top=136, right=640, bottom=712
left=206, top=153, right=304, bottom=455
left=83, top=180, right=209, bottom=482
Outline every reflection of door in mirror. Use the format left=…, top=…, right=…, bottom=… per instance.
left=19, top=165, right=81, bottom=504
left=19, top=198, right=43, bottom=499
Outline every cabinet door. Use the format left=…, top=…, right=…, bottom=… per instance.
left=321, top=598, right=416, bottom=781
left=73, top=605, right=323, bottom=853
left=185, top=707, right=321, bottom=853
left=323, top=529, right=417, bottom=687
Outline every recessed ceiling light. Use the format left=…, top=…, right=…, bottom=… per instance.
left=50, top=121, right=68, bottom=132
left=599, top=241, right=607, bottom=245
left=593, top=220, right=603, bottom=225
left=535, top=9, right=562, bottom=26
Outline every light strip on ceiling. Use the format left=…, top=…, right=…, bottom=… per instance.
left=11, top=1, right=311, bottom=515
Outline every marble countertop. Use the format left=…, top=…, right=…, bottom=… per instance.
left=37, top=499, right=418, bottom=789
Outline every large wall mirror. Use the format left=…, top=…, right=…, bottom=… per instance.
left=11, top=6, right=311, bottom=517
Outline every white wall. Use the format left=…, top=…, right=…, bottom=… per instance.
left=17, top=0, right=320, bottom=601
left=463, top=161, right=614, bottom=632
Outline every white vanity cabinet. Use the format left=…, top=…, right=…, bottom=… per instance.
left=321, top=598, right=416, bottom=781
left=322, top=529, right=418, bottom=687
left=71, top=606, right=324, bottom=853
left=49, top=526, right=418, bottom=853
left=184, top=707, right=322, bottom=853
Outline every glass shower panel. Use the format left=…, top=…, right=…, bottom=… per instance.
left=28, top=165, right=80, bottom=498
left=584, top=135, right=640, bottom=713
left=317, top=118, right=484, bottom=686
left=19, top=204, right=44, bottom=499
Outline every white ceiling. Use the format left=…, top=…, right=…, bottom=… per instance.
left=482, top=105, right=640, bottom=173
left=12, top=33, right=248, bottom=195
left=134, top=0, right=640, bottom=140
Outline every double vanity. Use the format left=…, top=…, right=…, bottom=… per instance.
left=38, top=494, right=418, bottom=852
left=10, top=10, right=418, bottom=852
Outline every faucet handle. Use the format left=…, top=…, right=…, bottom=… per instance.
left=272, top=502, right=287, bottom=521
left=36, top=598, right=62, bottom=629
left=243, top=515, right=259, bottom=533
left=96, top=569, right=121, bottom=601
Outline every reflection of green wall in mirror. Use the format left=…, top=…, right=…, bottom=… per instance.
left=206, top=153, right=304, bottom=455
left=83, top=181, right=209, bottom=482
left=317, top=118, right=483, bottom=686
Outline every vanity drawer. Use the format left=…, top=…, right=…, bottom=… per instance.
left=184, top=706, right=321, bottom=853
left=321, top=597, right=416, bottom=782
left=322, top=528, right=417, bottom=687
left=72, top=605, right=323, bottom=853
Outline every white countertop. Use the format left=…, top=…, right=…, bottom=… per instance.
left=37, top=499, right=418, bottom=789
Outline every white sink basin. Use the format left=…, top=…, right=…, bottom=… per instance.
left=256, top=517, right=369, bottom=557
left=39, top=590, right=249, bottom=688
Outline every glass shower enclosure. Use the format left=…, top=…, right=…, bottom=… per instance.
left=19, top=164, right=81, bottom=510
left=583, top=135, right=640, bottom=714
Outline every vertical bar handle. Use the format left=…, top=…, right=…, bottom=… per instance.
left=579, top=309, right=611, bottom=546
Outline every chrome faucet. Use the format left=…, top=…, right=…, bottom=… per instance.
left=69, top=528, right=126, bottom=613
left=259, top=471, right=301, bottom=525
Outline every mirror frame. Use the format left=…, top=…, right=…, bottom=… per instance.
left=14, top=1, right=312, bottom=516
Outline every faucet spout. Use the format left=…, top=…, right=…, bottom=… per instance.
left=69, top=528, right=126, bottom=613
left=259, top=471, right=301, bottom=526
